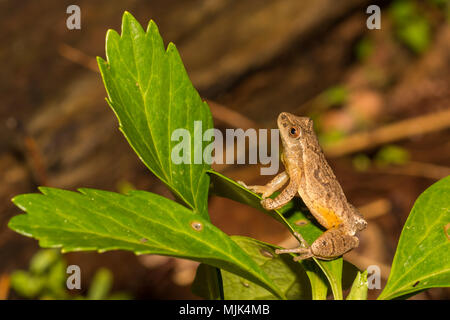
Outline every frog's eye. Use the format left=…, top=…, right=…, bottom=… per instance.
left=289, top=126, right=301, bottom=138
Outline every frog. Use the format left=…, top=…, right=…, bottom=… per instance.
left=239, top=112, right=367, bottom=260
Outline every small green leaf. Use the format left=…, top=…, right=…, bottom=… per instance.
left=378, top=176, right=450, bottom=300
left=318, top=130, right=347, bottom=147
left=97, top=12, right=213, bottom=218
left=9, top=187, right=284, bottom=299
left=301, top=260, right=329, bottom=300
left=10, top=271, right=46, bottom=299
left=352, top=154, right=371, bottom=172
left=208, top=170, right=359, bottom=299
left=191, top=263, right=224, bottom=300
left=396, top=18, right=431, bottom=54
left=346, top=271, right=368, bottom=300
left=87, top=268, right=114, bottom=300
left=355, top=37, right=374, bottom=62
left=321, top=85, right=348, bottom=107
left=195, top=237, right=312, bottom=300
left=29, top=249, right=60, bottom=275
left=389, top=0, right=431, bottom=54
left=46, top=259, right=68, bottom=298
left=375, top=145, right=410, bottom=167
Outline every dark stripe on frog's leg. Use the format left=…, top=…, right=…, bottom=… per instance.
left=310, top=226, right=359, bottom=259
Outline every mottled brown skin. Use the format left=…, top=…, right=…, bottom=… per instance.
left=240, top=112, right=367, bottom=260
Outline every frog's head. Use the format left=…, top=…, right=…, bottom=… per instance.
left=277, top=112, right=314, bottom=151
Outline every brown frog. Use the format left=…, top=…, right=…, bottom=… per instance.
left=239, top=112, right=367, bottom=260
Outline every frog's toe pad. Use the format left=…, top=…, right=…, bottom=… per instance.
left=260, top=198, right=274, bottom=210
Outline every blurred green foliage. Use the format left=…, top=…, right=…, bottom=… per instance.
left=318, top=129, right=347, bottom=147
left=321, top=85, right=349, bottom=107
left=352, top=154, right=372, bottom=172
left=116, top=180, right=136, bottom=195
left=375, top=144, right=410, bottom=166
left=389, top=0, right=431, bottom=54
left=351, top=145, right=410, bottom=172
left=10, top=249, right=131, bottom=300
left=355, top=37, right=374, bottom=62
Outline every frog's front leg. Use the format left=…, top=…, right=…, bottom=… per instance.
left=260, top=178, right=299, bottom=210
left=238, top=171, right=289, bottom=199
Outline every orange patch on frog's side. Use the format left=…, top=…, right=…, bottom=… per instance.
left=444, top=223, right=450, bottom=241
left=313, top=205, right=342, bottom=229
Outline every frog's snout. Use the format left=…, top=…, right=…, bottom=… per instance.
left=278, top=112, right=290, bottom=128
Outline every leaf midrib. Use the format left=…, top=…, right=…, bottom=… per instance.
left=105, top=64, right=198, bottom=213
left=111, top=35, right=168, bottom=180
left=81, top=192, right=240, bottom=263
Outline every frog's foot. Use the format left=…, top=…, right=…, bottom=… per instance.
left=237, top=181, right=273, bottom=199
left=275, top=231, right=314, bottom=260
left=260, top=198, right=284, bottom=210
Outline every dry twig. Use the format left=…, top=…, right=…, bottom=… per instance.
left=325, top=109, right=450, bottom=157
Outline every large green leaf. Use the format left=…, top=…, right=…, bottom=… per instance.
left=208, top=170, right=359, bottom=299
left=97, top=12, right=213, bottom=218
left=9, top=187, right=284, bottom=299
left=378, top=176, right=450, bottom=300
left=194, top=236, right=312, bottom=300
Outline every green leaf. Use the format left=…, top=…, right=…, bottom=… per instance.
left=389, top=0, right=431, bottom=54
left=87, top=268, right=113, bottom=300
left=375, top=145, right=410, bottom=167
left=9, top=187, right=284, bottom=299
left=355, top=37, right=374, bottom=62
left=29, top=249, right=60, bottom=275
left=208, top=170, right=359, bottom=299
left=10, top=271, right=47, bottom=299
left=396, top=18, right=431, bottom=54
left=378, top=176, right=450, bottom=300
left=321, top=85, right=348, bottom=107
left=97, top=12, right=213, bottom=218
left=46, top=259, right=69, bottom=298
left=191, top=264, right=224, bottom=300
left=346, top=271, right=368, bottom=300
left=195, top=237, right=312, bottom=300
left=301, top=260, right=329, bottom=300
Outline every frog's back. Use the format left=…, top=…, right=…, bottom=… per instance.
left=299, top=144, right=365, bottom=232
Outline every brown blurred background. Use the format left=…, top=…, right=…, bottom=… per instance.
left=0, top=0, right=449, bottom=299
